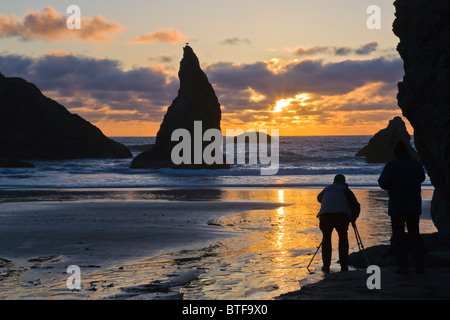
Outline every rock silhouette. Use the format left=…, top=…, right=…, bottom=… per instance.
left=131, top=45, right=228, bottom=169
left=394, top=0, right=450, bottom=237
left=0, top=157, right=34, bottom=168
left=226, top=131, right=274, bottom=144
left=0, top=72, right=132, bottom=160
left=356, top=116, right=419, bottom=163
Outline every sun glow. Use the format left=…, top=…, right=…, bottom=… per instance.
left=247, top=87, right=266, bottom=102
left=263, top=58, right=299, bottom=74
left=273, top=93, right=310, bottom=112
left=295, top=93, right=310, bottom=106
left=274, top=98, right=294, bottom=112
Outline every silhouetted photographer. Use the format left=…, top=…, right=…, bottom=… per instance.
left=378, top=140, right=426, bottom=274
left=317, top=174, right=361, bottom=273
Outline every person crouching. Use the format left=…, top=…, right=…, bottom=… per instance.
left=317, top=174, right=360, bottom=273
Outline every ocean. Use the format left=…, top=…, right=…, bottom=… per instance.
left=0, top=135, right=432, bottom=191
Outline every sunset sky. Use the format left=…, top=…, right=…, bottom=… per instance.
left=0, top=0, right=410, bottom=137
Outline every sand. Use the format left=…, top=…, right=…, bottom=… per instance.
left=277, top=234, right=450, bottom=300
left=278, top=199, right=450, bottom=300
left=1, top=189, right=448, bottom=300
left=0, top=199, right=284, bottom=299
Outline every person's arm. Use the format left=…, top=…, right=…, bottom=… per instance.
left=317, top=189, right=325, bottom=203
left=344, top=188, right=360, bottom=222
left=378, top=162, right=393, bottom=190
left=418, top=164, right=425, bottom=184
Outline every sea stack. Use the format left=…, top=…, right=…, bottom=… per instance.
left=0, top=72, right=132, bottom=160
left=355, top=116, right=419, bottom=163
left=394, top=0, right=450, bottom=237
left=131, top=45, right=228, bottom=169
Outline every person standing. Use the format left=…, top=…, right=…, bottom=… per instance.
left=317, top=174, right=360, bottom=273
left=378, top=140, right=426, bottom=274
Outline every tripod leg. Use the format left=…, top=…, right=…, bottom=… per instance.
left=354, top=225, right=370, bottom=266
left=307, top=241, right=322, bottom=272
left=353, top=226, right=362, bottom=251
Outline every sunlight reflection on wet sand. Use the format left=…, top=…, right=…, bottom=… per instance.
left=179, top=188, right=436, bottom=299
left=4, top=188, right=435, bottom=300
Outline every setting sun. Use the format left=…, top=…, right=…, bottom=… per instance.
left=274, top=98, right=295, bottom=112
left=273, top=93, right=310, bottom=113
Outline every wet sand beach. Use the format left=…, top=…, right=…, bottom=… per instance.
left=0, top=198, right=284, bottom=299
left=0, top=188, right=441, bottom=300
left=277, top=227, right=450, bottom=300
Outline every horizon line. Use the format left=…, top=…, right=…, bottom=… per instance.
left=109, top=134, right=374, bottom=138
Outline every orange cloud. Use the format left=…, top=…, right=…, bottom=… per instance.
left=217, top=81, right=402, bottom=136
left=0, top=6, right=124, bottom=43
left=129, top=28, right=187, bottom=44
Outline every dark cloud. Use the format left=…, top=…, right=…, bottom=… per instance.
left=220, top=36, right=251, bottom=45
left=293, top=46, right=330, bottom=56
left=0, top=53, right=178, bottom=122
left=205, top=56, right=403, bottom=124
left=148, top=54, right=175, bottom=63
left=334, top=47, right=353, bottom=56
left=206, top=57, right=403, bottom=98
left=355, top=42, right=378, bottom=55
left=293, top=42, right=379, bottom=57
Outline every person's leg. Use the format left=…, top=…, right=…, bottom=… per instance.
left=335, top=214, right=350, bottom=271
left=405, top=215, right=425, bottom=273
left=391, top=215, right=409, bottom=273
left=319, top=214, right=333, bottom=272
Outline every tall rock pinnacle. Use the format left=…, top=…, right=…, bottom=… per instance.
left=131, top=45, right=228, bottom=169
left=394, top=0, right=450, bottom=237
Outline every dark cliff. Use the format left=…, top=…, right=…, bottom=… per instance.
left=394, top=0, right=450, bottom=237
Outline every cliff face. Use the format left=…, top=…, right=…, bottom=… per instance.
left=356, top=116, right=419, bottom=163
left=0, top=72, right=132, bottom=160
left=394, top=0, right=450, bottom=236
left=131, top=45, right=228, bottom=169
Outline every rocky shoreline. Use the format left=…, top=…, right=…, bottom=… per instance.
left=277, top=232, right=450, bottom=300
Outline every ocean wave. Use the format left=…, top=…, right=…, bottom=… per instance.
left=1, top=136, right=431, bottom=190
left=127, top=143, right=154, bottom=152
left=158, top=166, right=383, bottom=176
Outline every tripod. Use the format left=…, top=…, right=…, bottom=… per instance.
left=306, top=241, right=322, bottom=273
left=306, top=222, right=370, bottom=272
left=352, top=222, right=370, bottom=267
